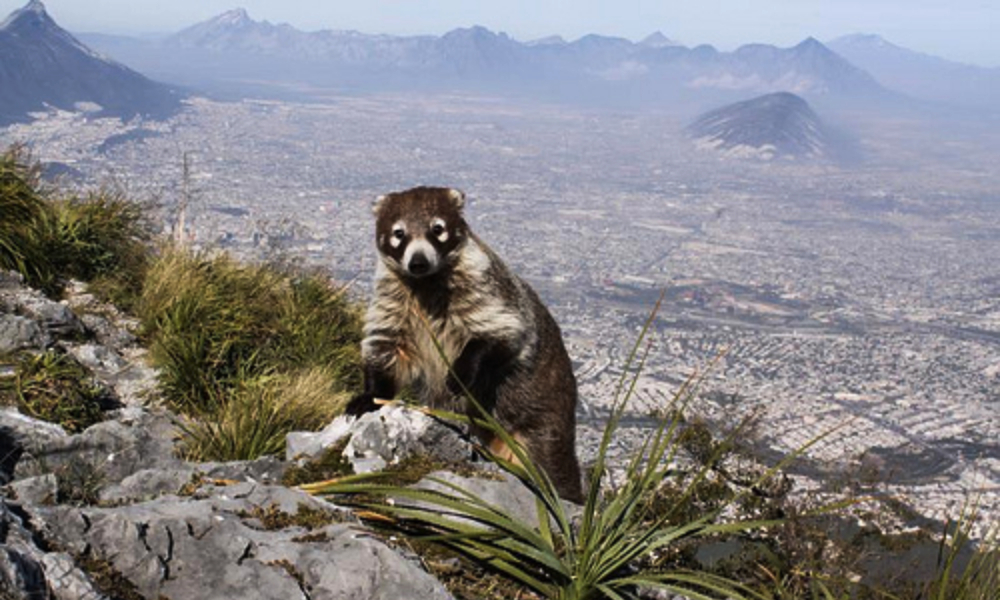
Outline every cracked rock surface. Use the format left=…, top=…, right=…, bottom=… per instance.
left=34, top=484, right=452, bottom=600
left=0, top=272, right=557, bottom=599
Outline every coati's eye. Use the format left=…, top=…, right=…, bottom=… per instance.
left=389, top=223, right=406, bottom=248
left=430, top=218, right=447, bottom=240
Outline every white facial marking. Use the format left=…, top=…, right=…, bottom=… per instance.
left=431, top=217, right=449, bottom=243
left=390, top=221, right=405, bottom=249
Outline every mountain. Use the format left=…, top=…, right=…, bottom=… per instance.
left=0, top=1, right=182, bottom=125
left=639, top=31, right=679, bottom=48
left=828, top=33, right=1000, bottom=112
left=685, top=92, right=834, bottom=160
left=78, top=8, right=895, bottom=112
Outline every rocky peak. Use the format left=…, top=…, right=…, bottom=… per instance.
left=0, top=0, right=57, bottom=32
left=214, top=7, right=252, bottom=27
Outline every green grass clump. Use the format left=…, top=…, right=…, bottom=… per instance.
left=0, top=146, right=54, bottom=290
left=39, top=191, right=152, bottom=310
left=139, top=247, right=362, bottom=461
left=0, top=144, right=153, bottom=305
left=0, top=351, right=109, bottom=433
left=177, top=368, right=349, bottom=461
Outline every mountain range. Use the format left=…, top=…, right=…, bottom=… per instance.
left=0, top=1, right=182, bottom=125
left=74, top=7, right=901, bottom=113
left=2, top=2, right=996, bottom=127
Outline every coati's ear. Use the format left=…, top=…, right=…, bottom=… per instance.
left=447, top=188, right=466, bottom=211
left=371, top=194, right=387, bottom=216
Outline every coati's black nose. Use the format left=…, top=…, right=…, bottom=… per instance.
left=408, top=253, right=430, bottom=275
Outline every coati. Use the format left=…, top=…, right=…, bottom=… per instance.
left=345, top=186, right=584, bottom=502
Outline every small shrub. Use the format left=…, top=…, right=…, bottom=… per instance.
left=0, top=351, right=109, bottom=433
left=55, top=457, right=106, bottom=506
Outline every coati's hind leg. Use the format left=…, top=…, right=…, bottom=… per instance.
left=482, top=429, right=584, bottom=503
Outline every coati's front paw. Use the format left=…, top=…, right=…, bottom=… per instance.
left=344, top=393, right=379, bottom=416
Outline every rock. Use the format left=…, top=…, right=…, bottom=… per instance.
left=0, top=410, right=68, bottom=485
left=0, top=546, right=52, bottom=600
left=288, top=405, right=472, bottom=474
left=286, top=416, right=354, bottom=461
left=0, top=314, right=49, bottom=353
left=62, top=344, right=127, bottom=374
left=15, top=297, right=83, bottom=339
left=39, top=553, right=106, bottom=600
left=99, top=457, right=288, bottom=505
left=0, top=499, right=53, bottom=600
left=79, top=313, right=137, bottom=349
left=36, top=484, right=454, bottom=600
left=349, top=406, right=472, bottom=472
left=100, top=348, right=158, bottom=408
left=9, top=474, right=58, bottom=506
left=411, top=469, right=580, bottom=530
left=0, top=271, right=25, bottom=290
left=14, top=409, right=180, bottom=486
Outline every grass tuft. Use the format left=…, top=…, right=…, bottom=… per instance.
left=0, top=145, right=153, bottom=302
left=137, top=246, right=362, bottom=461
left=176, top=368, right=350, bottom=462
left=40, top=190, right=153, bottom=310
left=0, top=351, right=109, bottom=433
left=0, top=145, right=54, bottom=291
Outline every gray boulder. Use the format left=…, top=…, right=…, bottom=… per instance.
left=0, top=314, right=49, bottom=353
left=36, top=483, right=454, bottom=600
left=39, top=553, right=106, bottom=600
left=14, top=409, right=180, bottom=486
left=99, top=457, right=288, bottom=505
left=0, top=499, right=53, bottom=599
left=14, top=297, right=82, bottom=340
left=288, top=405, right=472, bottom=474
left=0, top=410, right=68, bottom=485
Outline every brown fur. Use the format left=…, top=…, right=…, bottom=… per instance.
left=347, top=186, right=583, bottom=502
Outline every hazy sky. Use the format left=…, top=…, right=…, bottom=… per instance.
left=2, top=0, right=997, bottom=67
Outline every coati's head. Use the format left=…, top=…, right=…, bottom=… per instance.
left=372, top=186, right=469, bottom=279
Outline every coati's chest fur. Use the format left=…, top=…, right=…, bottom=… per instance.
left=364, top=238, right=531, bottom=409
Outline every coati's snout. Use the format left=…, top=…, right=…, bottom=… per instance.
left=373, top=187, right=468, bottom=279
left=402, top=239, right=439, bottom=277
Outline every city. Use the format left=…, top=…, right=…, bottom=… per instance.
left=3, top=92, right=998, bottom=531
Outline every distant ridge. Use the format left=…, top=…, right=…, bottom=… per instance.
left=685, top=92, right=834, bottom=161
left=76, top=7, right=898, bottom=112
left=0, top=0, right=183, bottom=125
left=828, top=33, right=1000, bottom=112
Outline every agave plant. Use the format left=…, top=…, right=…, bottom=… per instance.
left=920, top=498, right=1000, bottom=600
left=302, top=294, right=828, bottom=599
